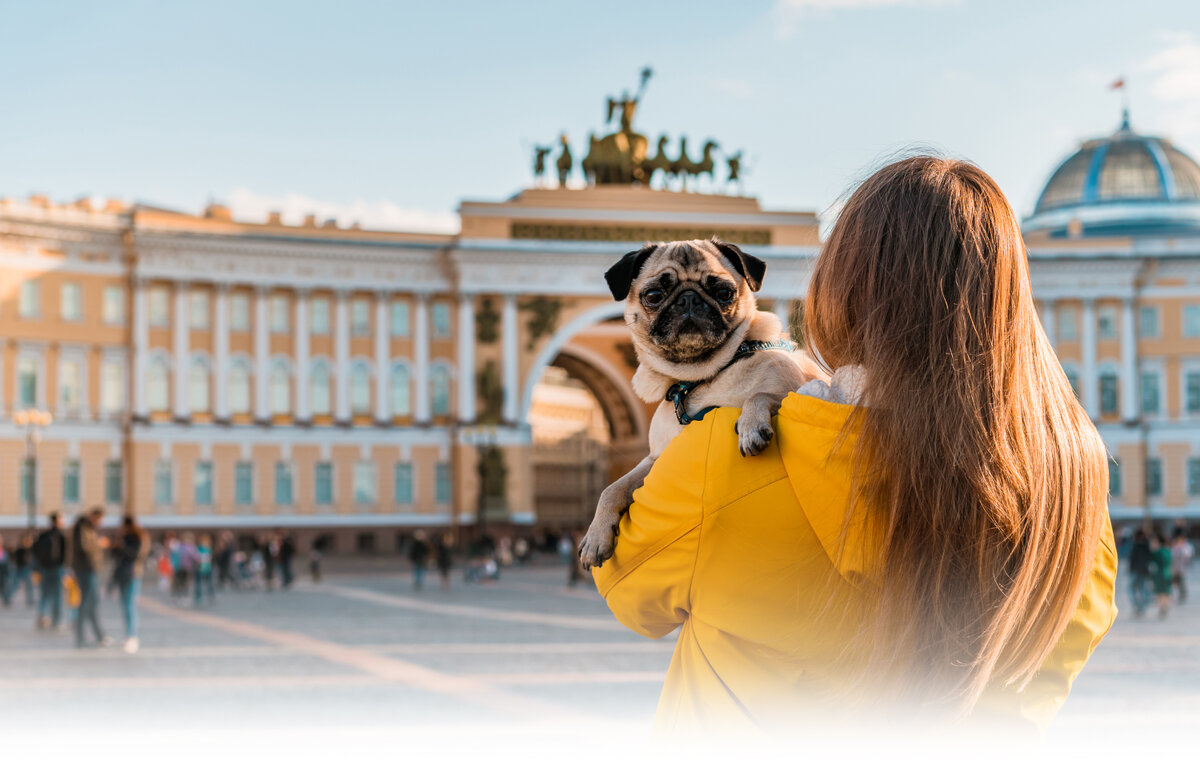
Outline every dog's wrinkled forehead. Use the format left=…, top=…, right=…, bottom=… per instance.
left=640, top=240, right=734, bottom=284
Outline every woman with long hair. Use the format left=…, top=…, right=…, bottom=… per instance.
left=593, top=156, right=1117, bottom=735
left=114, top=516, right=150, bottom=654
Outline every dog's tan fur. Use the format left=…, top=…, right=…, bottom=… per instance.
left=579, top=239, right=825, bottom=569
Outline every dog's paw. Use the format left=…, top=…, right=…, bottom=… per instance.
left=578, top=518, right=619, bottom=570
left=736, top=420, right=774, bottom=457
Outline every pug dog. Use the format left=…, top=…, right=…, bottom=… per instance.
left=579, top=237, right=825, bottom=569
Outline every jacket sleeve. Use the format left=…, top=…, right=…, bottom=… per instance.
left=591, top=418, right=712, bottom=639
left=978, top=520, right=1119, bottom=732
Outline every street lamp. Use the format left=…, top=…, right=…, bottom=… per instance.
left=13, top=408, right=52, bottom=530
left=465, top=425, right=498, bottom=540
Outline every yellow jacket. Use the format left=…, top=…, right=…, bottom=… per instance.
left=593, top=392, right=1118, bottom=734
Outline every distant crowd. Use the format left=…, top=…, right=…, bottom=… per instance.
left=1117, top=525, right=1194, bottom=619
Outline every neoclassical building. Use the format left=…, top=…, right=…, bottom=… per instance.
left=2, top=112, right=1199, bottom=547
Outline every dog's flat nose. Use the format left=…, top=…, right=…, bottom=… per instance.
left=676, top=290, right=701, bottom=312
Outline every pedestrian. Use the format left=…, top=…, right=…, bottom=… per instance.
left=1128, top=529, right=1153, bottom=617
left=113, top=517, right=150, bottom=653
left=156, top=544, right=172, bottom=592
left=215, top=531, right=236, bottom=590
left=279, top=532, right=295, bottom=589
left=0, top=537, right=11, bottom=608
left=1150, top=533, right=1174, bottom=619
left=567, top=529, right=585, bottom=588
left=435, top=533, right=453, bottom=591
left=262, top=533, right=278, bottom=591
left=408, top=530, right=430, bottom=591
left=11, top=533, right=35, bottom=607
left=193, top=534, right=214, bottom=606
left=69, top=507, right=112, bottom=648
left=33, top=512, right=68, bottom=629
left=1171, top=529, right=1194, bottom=603
left=309, top=536, right=324, bottom=584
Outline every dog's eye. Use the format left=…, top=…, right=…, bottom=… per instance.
left=641, top=289, right=665, bottom=307
left=714, top=285, right=735, bottom=303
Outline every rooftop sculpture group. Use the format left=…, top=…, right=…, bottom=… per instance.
left=532, top=68, right=744, bottom=192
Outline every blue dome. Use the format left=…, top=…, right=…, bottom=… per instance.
left=1023, top=111, right=1200, bottom=238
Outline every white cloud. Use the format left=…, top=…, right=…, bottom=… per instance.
left=1139, top=32, right=1200, bottom=141
left=225, top=188, right=460, bottom=234
left=772, top=0, right=960, bottom=38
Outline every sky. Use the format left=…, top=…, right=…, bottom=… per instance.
left=3, top=0, right=1200, bottom=234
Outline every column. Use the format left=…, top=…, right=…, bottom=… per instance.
left=1120, top=296, right=1138, bottom=421
left=132, top=279, right=148, bottom=419
left=502, top=294, right=519, bottom=424
left=458, top=294, right=476, bottom=423
left=254, top=286, right=269, bottom=421
left=773, top=299, right=791, bottom=338
left=173, top=282, right=189, bottom=418
left=1040, top=298, right=1056, bottom=348
left=414, top=294, right=431, bottom=424
left=214, top=285, right=230, bottom=419
left=374, top=291, right=390, bottom=424
left=295, top=288, right=310, bottom=422
left=334, top=290, right=350, bottom=422
left=1081, top=298, right=1098, bottom=419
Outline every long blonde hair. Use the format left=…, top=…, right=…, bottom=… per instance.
left=806, top=156, right=1108, bottom=709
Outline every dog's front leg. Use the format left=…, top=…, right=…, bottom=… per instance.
left=736, top=392, right=785, bottom=457
left=579, top=456, right=656, bottom=570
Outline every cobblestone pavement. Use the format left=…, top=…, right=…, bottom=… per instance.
left=1, top=562, right=1195, bottom=743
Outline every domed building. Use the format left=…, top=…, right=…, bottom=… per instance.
left=1024, top=110, right=1200, bottom=238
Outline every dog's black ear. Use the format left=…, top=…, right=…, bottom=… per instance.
left=711, top=237, right=765, bottom=292
left=604, top=244, right=657, bottom=301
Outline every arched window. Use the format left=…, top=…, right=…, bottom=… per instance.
left=350, top=362, right=371, bottom=415
left=147, top=356, right=170, bottom=412
left=390, top=363, right=411, bottom=416
left=188, top=357, right=210, bottom=413
left=431, top=364, right=451, bottom=416
left=228, top=359, right=251, bottom=414
left=270, top=361, right=291, bottom=415
left=310, top=362, right=332, bottom=416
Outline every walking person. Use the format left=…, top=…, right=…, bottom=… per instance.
left=435, top=533, right=453, bottom=592
left=1171, top=529, right=1193, bottom=603
left=309, top=536, right=325, bottom=584
left=0, top=538, right=11, bottom=608
left=113, top=517, right=150, bottom=653
left=408, top=530, right=430, bottom=591
left=279, top=532, right=296, bottom=589
left=262, top=533, right=278, bottom=591
left=1150, top=533, right=1174, bottom=619
left=1128, top=529, right=1153, bottom=617
left=193, top=534, right=215, bottom=606
left=70, top=507, right=112, bottom=648
left=215, top=531, right=236, bottom=590
left=33, top=512, right=68, bottom=629
left=11, top=533, right=35, bottom=607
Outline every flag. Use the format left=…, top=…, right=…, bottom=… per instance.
left=1110, top=77, right=1125, bottom=90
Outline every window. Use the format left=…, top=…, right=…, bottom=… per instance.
left=270, top=362, right=291, bottom=415
left=1139, top=306, right=1159, bottom=338
left=1108, top=459, right=1121, bottom=498
left=189, top=358, right=210, bottom=413
left=1063, top=366, right=1080, bottom=397
left=105, top=461, right=123, bottom=504
left=155, top=460, right=173, bottom=506
left=230, top=293, right=250, bottom=332
left=1099, top=372, right=1119, bottom=415
left=147, top=356, right=170, bottom=412
left=1185, top=305, right=1200, bottom=338
left=228, top=360, right=251, bottom=415
left=431, top=365, right=451, bottom=416
left=1187, top=372, right=1200, bottom=414
left=310, top=363, right=332, bottom=415
left=1145, top=457, right=1163, bottom=497
left=1097, top=306, right=1117, bottom=340
left=149, top=286, right=169, bottom=327
left=59, top=358, right=82, bottom=413
left=20, top=460, right=35, bottom=506
left=350, top=363, right=371, bottom=414
left=275, top=462, right=293, bottom=506
left=315, top=462, right=333, bottom=506
left=432, top=302, right=451, bottom=337
left=394, top=463, right=414, bottom=504
left=189, top=290, right=210, bottom=329
left=354, top=461, right=376, bottom=506
left=390, top=363, right=411, bottom=416
left=17, top=356, right=38, bottom=408
left=270, top=294, right=290, bottom=333
left=311, top=298, right=330, bottom=335
left=390, top=301, right=409, bottom=337
left=103, top=286, right=124, bottom=325
left=194, top=461, right=213, bottom=506
left=101, top=359, right=125, bottom=414
left=1057, top=306, right=1077, bottom=341
left=352, top=298, right=370, bottom=335
left=60, top=282, right=82, bottom=321
left=235, top=462, right=254, bottom=507
left=1140, top=371, right=1160, bottom=415
left=435, top=463, right=452, bottom=504
left=62, top=460, right=80, bottom=505
left=1188, top=458, right=1200, bottom=496
left=19, top=280, right=40, bottom=318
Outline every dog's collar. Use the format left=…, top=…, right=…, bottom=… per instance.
left=664, top=339, right=796, bottom=426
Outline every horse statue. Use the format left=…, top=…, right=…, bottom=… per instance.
left=642, top=135, right=671, bottom=186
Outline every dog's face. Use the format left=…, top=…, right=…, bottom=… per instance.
left=605, top=238, right=766, bottom=370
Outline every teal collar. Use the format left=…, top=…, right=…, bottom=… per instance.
left=664, top=339, right=796, bottom=425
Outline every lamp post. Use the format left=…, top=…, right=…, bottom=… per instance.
left=466, top=425, right=498, bottom=540
left=14, top=408, right=52, bottom=530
